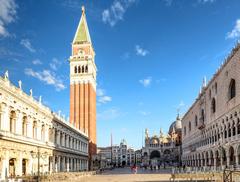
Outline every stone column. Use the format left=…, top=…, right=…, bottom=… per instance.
left=58, top=156, right=61, bottom=172
left=28, top=157, right=33, bottom=175
left=1, top=155, right=8, bottom=180
left=49, top=157, right=53, bottom=174
left=15, top=111, right=22, bottom=135
left=16, top=154, right=23, bottom=176
left=52, top=156, right=55, bottom=172
left=45, top=126, right=49, bottom=143
left=72, top=139, right=75, bottom=149
left=57, top=131, right=61, bottom=146
left=37, top=123, right=42, bottom=140
left=57, top=156, right=61, bottom=172
left=66, top=157, right=70, bottom=172
left=2, top=104, right=9, bottom=131
left=62, top=156, right=65, bottom=172
left=220, top=155, right=223, bottom=168
left=62, top=133, right=65, bottom=147
left=213, top=157, right=217, bottom=170
left=79, top=159, right=82, bottom=171
left=227, top=154, right=230, bottom=167
left=27, top=118, right=33, bottom=138
left=236, top=154, right=239, bottom=168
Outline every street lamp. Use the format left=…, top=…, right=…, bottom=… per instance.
left=30, top=146, right=48, bottom=182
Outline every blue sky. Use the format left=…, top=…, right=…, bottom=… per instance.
left=0, top=0, right=240, bottom=149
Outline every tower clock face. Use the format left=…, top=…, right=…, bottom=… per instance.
left=78, top=49, right=85, bottom=56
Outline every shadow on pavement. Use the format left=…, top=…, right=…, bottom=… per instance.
left=100, top=168, right=172, bottom=175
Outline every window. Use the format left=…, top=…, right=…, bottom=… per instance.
left=211, top=98, right=216, bottom=113
left=201, top=109, right=205, bottom=123
left=215, top=82, right=218, bottom=94
left=189, top=121, right=191, bottom=132
left=74, top=66, right=77, bottom=74
left=41, top=124, right=45, bottom=141
left=22, top=116, right=27, bottom=136
left=209, top=90, right=211, bottom=99
left=195, top=115, right=198, bottom=126
left=85, top=65, right=88, bottom=73
left=184, top=126, right=186, bottom=136
left=33, top=121, right=37, bottom=139
left=229, top=79, right=236, bottom=100
left=9, top=111, right=16, bottom=133
left=82, top=65, right=85, bottom=73
left=78, top=66, right=81, bottom=73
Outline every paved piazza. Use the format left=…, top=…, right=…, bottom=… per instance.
left=80, top=168, right=172, bottom=182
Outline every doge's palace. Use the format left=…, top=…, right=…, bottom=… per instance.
left=182, top=43, right=240, bottom=170
left=0, top=72, right=89, bottom=180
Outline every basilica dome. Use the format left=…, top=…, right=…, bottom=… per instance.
left=168, top=115, right=182, bottom=134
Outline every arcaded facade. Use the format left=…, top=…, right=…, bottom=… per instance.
left=182, top=43, right=240, bottom=169
left=142, top=115, right=182, bottom=168
left=0, top=74, right=88, bottom=180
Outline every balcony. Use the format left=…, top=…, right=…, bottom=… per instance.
left=198, top=117, right=205, bottom=130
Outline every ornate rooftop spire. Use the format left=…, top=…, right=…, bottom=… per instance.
left=72, top=5, right=92, bottom=44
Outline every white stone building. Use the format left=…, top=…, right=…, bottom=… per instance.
left=97, top=139, right=136, bottom=167
left=0, top=73, right=88, bottom=180
left=181, top=43, right=240, bottom=170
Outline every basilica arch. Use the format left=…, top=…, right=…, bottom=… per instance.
left=150, top=150, right=160, bottom=159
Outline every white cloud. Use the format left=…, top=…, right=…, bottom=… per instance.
left=0, top=0, right=17, bottom=37
left=227, top=19, right=240, bottom=39
left=99, top=96, right=112, bottom=104
left=135, top=45, right=149, bottom=56
left=139, top=111, right=150, bottom=116
left=163, top=0, right=173, bottom=6
left=97, top=88, right=112, bottom=104
left=50, top=57, right=61, bottom=71
left=97, top=108, right=121, bottom=121
left=139, top=77, right=152, bottom=87
left=102, top=0, right=136, bottom=27
left=178, top=100, right=185, bottom=108
left=32, top=59, right=42, bottom=65
left=198, top=0, right=215, bottom=3
left=20, top=39, right=36, bottom=53
left=24, top=68, right=66, bottom=91
left=97, top=88, right=105, bottom=97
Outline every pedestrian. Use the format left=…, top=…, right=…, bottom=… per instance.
left=134, top=165, right=138, bottom=174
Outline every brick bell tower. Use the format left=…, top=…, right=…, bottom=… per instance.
left=69, top=6, right=97, bottom=166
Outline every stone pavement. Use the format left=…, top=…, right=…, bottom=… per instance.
left=79, top=168, right=172, bottom=182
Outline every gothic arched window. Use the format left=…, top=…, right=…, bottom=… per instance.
left=201, top=109, right=205, bottom=123
left=78, top=66, right=81, bottom=73
left=189, top=121, right=191, bottom=132
left=229, top=79, right=236, bottom=100
left=74, top=66, right=77, bottom=74
left=85, top=65, right=88, bottom=73
left=82, top=65, right=85, bottom=73
left=211, top=98, right=216, bottom=113
left=195, top=115, right=198, bottom=127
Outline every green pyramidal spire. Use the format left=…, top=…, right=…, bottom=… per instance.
left=73, top=6, right=92, bottom=44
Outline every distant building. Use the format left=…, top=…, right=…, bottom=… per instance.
left=97, top=139, right=136, bottom=168
left=142, top=115, right=182, bottom=168
left=135, top=149, right=142, bottom=165
left=95, top=147, right=112, bottom=169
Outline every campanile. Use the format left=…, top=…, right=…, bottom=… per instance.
left=69, top=6, right=97, bottom=161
